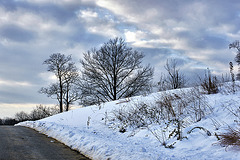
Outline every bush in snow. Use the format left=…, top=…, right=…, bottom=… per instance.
left=217, top=96, right=240, bottom=150
left=219, top=127, right=240, bottom=149
left=199, top=68, right=219, bottom=94
left=112, top=102, right=153, bottom=130
left=108, top=88, right=211, bottom=147
left=154, top=88, right=211, bottom=142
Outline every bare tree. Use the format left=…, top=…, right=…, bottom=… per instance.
left=79, top=37, right=154, bottom=106
left=40, top=53, right=80, bottom=112
left=229, top=62, right=235, bottom=93
left=160, top=59, right=186, bottom=90
left=229, top=40, right=240, bottom=80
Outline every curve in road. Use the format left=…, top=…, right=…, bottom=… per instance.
left=0, top=126, right=90, bottom=160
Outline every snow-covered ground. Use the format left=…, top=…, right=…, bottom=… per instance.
left=16, top=83, right=240, bottom=160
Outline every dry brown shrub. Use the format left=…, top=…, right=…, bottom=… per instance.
left=219, top=127, right=240, bottom=149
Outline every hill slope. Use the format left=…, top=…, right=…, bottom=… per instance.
left=17, top=84, right=240, bottom=160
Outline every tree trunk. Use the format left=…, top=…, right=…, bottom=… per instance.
left=113, top=75, right=117, bottom=100
left=66, top=84, right=69, bottom=111
left=59, top=78, right=63, bottom=113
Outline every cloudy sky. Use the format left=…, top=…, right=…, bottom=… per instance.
left=0, top=0, right=239, bottom=118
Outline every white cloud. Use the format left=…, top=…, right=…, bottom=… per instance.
left=124, top=30, right=146, bottom=42
left=0, top=103, right=33, bottom=118
left=0, top=79, right=33, bottom=87
left=0, top=103, right=56, bottom=118
left=78, top=9, right=98, bottom=18
left=76, top=8, right=120, bottom=37
left=38, top=72, right=57, bottom=84
left=95, top=0, right=240, bottom=74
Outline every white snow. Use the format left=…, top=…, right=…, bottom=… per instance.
left=16, top=83, right=240, bottom=160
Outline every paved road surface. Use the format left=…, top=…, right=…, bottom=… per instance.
left=0, top=126, right=90, bottom=160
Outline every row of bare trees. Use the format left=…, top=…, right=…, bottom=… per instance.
left=40, top=38, right=154, bottom=112
left=15, top=105, right=59, bottom=121
left=40, top=38, right=239, bottom=113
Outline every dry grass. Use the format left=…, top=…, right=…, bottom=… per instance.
left=219, top=127, right=240, bottom=149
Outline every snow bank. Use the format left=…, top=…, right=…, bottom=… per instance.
left=16, top=85, right=240, bottom=160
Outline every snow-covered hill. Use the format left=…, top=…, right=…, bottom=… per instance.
left=17, top=83, right=240, bottom=160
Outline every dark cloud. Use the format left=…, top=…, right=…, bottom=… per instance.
left=0, top=83, right=54, bottom=104
left=138, top=47, right=186, bottom=62
left=35, top=4, right=78, bottom=25
left=194, top=35, right=229, bottom=49
left=0, top=25, right=36, bottom=42
left=0, top=0, right=18, bottom=11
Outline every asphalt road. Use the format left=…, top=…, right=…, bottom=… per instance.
left=0, top=126, right=90, bottom=160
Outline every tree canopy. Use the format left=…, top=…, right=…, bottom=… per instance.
left=40, top=53, right=80, bottom=112
left=79, top=37, right=154, bottom=106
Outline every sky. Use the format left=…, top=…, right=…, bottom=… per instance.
left=0, top=0, right=240, bottom=118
